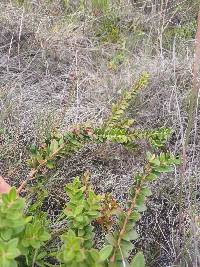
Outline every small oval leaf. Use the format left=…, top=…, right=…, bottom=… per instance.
left=130, top=251, right=145, bottom=267
left=99, top=245, right=113, bottom=261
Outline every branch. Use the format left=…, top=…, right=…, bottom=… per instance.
left=110, top=165, right=151, bottom=263
left=17, top=143, right=65, bottom=194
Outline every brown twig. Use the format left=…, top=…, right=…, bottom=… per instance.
left=109, top=165, right=151, bottom=263
left=17, top=168, right=37, bottom=194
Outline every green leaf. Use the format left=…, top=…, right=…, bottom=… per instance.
left=89, top=248, right=100, bottom=262
left=0, top=238, right=21, bottom=259
left=8, top=188, right=17, bottom=201
left=74, top=205, right=84, bottom=216
left=106, top=234, right=117, bottom=246
left=145, top=172, right=158, bottom=181
left=36, top=251, right=47, bottom=260
left=136, top=203, right=147, bottom=212
left=99, top=245, right=113, bottom=261
left=129, top=211, right=141, bottom=222
left=1, top=229, right=13, bottom=240
left=151, top=158, right=160, bottom=166
left=136, top=194, right=145, bottom=205
left=50, top=139, right=59, bottom=154
left=58, top=138, right=64, bottom=146
left=122, top=230, right=138, bottom=241
left=174, top=157, right=181, bottom=165
left=154, top=166, right=173, bottom=173
left=125, top=221, right=136, bottom=232
left=25, top=216, right=33, bottom=223
left=78, top=229, right=85, bottom=236
left=87, top=210, right=100, bottom=217
left=40, top=231, right=51, bottom=241
left=120, top=240, right=134, bottom=257
left=1, top=193, right=9, bottom=204
left=76, top=215, right=84, bottom=222
left=46, top=160, right=55, bottom=169
left=130, top=251, right=145, bottom=267
left=141, top=187, right=152, bottom=197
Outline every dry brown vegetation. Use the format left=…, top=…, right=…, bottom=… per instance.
left=0, top=0, right=200, bottom=266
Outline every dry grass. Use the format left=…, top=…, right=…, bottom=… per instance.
left=0, top=0, right=199, bottom=266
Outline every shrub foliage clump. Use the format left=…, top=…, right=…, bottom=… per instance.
left=0, top=73, right=180, bottom=266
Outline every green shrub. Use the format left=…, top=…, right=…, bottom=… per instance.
left=94, top=15, right=121, bottom=43
left=0, top=73, right=180, bottom=266
left=0, top=188, right=50, bottom=267
left=0, top=155, right=179, bottom=266
left=164, top=19, right=197, bottom=49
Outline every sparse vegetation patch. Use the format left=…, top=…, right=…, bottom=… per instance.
left=0, top=1, right=199, bottom=267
